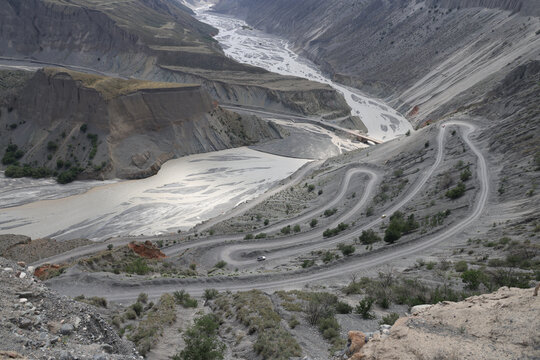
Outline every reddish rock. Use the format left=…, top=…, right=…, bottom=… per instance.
left=407, top=105, right=419, bottom=117
left=34, top=264, right=61, bottom=279
left=347, top=330, right=367, bottom=359
left=128, top=241, right=166, bottom=259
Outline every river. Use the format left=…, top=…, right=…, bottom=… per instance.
left=195, top=7, right=413, bottom=141
left=0, top=148, right=309, bottom=240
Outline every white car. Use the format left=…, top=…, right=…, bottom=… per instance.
left=381, top=214, right=387, bottom=219
left=257, top=256, right=266, bottom=261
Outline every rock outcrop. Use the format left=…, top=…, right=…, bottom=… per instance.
left=127, top=241, right=166, bottom=259
left=356, top=287, right=540, bottom=359
left=0, top=67, right=283, bottom=180
left=0, top=257, right=138, bottom=359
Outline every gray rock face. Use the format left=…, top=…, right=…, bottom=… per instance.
left=0, top=257, right=138, bottom=359
left=0, top=0, right=351, bottom=120
left=60, top=324, right=75, bottom=335
left=0, top=68, right=283, bottom=180
left=214, top=0, right=540, bottom=125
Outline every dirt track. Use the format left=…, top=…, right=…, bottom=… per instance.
left=45, top=120, right=490, bottom=301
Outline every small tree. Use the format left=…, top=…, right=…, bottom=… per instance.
left=175, top=314, right=224, bottom=360
left=310, top=219, right=318, bottom=228
left=355, top=298, right=375, bottom=319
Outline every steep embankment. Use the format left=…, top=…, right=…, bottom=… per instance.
left=0, top=68, right=282, bottom=180
left=354, top=287, right=540, bottom=360
left=0, top=256, right=138, bottom=359
left=0, top=0, right=350, bottom=118
left=213, top=0, right=540, bottom=125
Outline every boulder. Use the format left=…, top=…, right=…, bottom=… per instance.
left=346, top=330, right=367, bottom=359
left=60, top=323, right=74, bottom=335
left=410, top=304, right=432, bottom=315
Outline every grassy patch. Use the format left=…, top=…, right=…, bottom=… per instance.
left=213, top=290, right=301, bottom=360
left=128, top=293, right=176, bottom=356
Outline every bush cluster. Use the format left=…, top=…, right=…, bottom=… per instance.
left=323, top=222, right=349, bottom=238
left=384, top=211, right=418, bottom=243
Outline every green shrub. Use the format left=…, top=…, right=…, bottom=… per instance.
left=355, top=298, right=375, bottom=319
left=204, top=289, right=219, bottom=301
left=454, top=261, right=468, bottom=272
left=446, top=182, right=466, bottom=199
left=288, top=316, right=299, bottom=329
left=57, top=167, right=83, bottom=184
left=310, top=219, right=318, bottom=228
left=174, top=290, right=198, bottom=308
left=47, top=141, right=58, bottom=151
left=244, top=234, right=254, bottom=240
left=2, top=144, right=24, bottom=165
left=124, top=308, right=137, bottom=320
left=324, top=208, right=338, bottom=217
left=214, top=260, right=227, bottom=269
left=131, top=294, right=176, bottom=356
left=137, top=293, right=148, bottom=304
left=131, top=302, right=143, bottom=316
left=124, top=257, right=151, bottom=275
left=307, top=184, right=315, bottom=192
left=461, top=269, right=486, bottom=290
left=293, top=224, right=301, bottom=233
left=359, top=229, right=381, bottom=245
left=322, top=251, right=335, bottom=263
left=302, top=259, right=315, bottom=268
left=384, top=211, right=418, bottom=243
left=337, top=243, right=355, bottom=256
left=335, top=301, right=352, bottom=314
left=380, top=313, right=400, bottom=326
left=255, top=233, right=267, bottom=239
left=460, top=167, right=472, bottom=181
left=281, top=225, right=291, bottom=235
left=80, top=124, right=88, bottom=133
left=323, top=223, right=349, bottom=238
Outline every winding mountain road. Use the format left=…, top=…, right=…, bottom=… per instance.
left=46, top=121, right=490, bottom=301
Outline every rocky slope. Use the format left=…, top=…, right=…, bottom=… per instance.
left=0, top=257, right=138, bottom=359
left=213, top=0, right=540, bottom=125
left=0, top=0, right=350, bottom=118
left=0, top=67, right=283, bottom=180
left=351, top=287, right=540, bottom=360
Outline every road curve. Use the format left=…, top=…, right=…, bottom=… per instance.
left=46, top=121, right=490, bottom=301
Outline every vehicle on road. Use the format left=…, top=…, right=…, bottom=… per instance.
left=381, top=214, right=387, bottom=219
left=257, top=256, right=266, bottom=261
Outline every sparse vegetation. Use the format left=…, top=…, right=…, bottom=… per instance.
left=446, top=182, right=466, bottom=199
left=355, top=297, right=375, bottom=319
left=173, top=290, right=198, bottom=308
left=323, top=222, right=349, bottom=238
left=337, top=243, right=355, bottom=256
left=384, top=211, right=419, bottom=243
left=324, top=208, right=338, bottom=217
left=128, top=293, right=176, bottom=356
left=359, top=229, right=381, bottom=245
left=2, top=144, right=24, bottom=165
left=123, top=257, right=151, bottom=275
left=380, top=312, right=400, bottom=326
left=214, top=290, right=301, bottom=359
left=310, top=219, right=318, bottom=228
left=173, top=314, right=225, bottom=360
left=214, top=260, right=227, bottom=269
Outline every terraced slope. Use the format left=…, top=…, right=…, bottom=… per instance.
left=0, top=0, right=350, bottom=117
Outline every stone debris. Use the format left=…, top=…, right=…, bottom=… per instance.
left=0, top=257, right=138, bottom=359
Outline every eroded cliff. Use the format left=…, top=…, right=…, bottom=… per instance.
left=0, top=0, right=350, bottom=118
left=214, top=0, right=540, bottom=125
left=0, top=68, right=283, bottom=180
